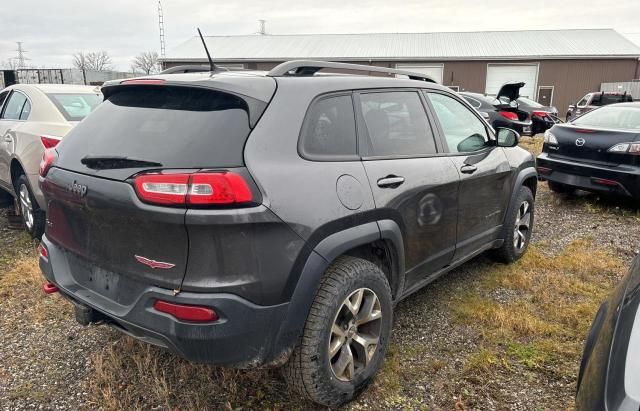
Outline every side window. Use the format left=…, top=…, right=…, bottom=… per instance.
left=359, top=91, right=436, bottom=157
left=426, top=92, right=490, bottom=153
left=19, top=100, right=31, bottom=120
left=1, top=92, right=28, bottom=120
left=300, top=95, right=357, bottom=159
left=577, top=95, right=589, bottom=107
left=0, top=91, right=9, bottom=115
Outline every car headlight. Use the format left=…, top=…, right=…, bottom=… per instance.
left=543, top=130, right=558, bottom=145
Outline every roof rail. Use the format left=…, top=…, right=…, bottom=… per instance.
left=267, top=60, right=436, bottom=83
left=159, top=65, right=212, bottom=74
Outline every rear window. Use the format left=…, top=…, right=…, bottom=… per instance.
left=59, top=86, right=257, bottom=169
left=573, top=106, right=640, bottom=130
left=517, top=97, right=544, bottom=108
left=47, top=93, right=102, bottom=121
left=299, top=94, right=357, bottom=160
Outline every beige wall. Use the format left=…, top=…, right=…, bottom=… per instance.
left=163, top=58, right=639, bottom=113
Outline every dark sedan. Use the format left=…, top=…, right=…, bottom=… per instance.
left=517, top=96, right=562, bottom=135
left=537, top=103, right=640, bottom=200
left=460, top=82, right=533, bottom=136
left=576, top=255, right=640, bottom=410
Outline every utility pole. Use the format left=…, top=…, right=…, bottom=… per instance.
left=15, top=42, right=30, bottom=69
left=158, top=0, right=166, bottom=58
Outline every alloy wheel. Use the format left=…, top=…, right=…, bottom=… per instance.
left=329, top=288, right=382, bottom=382
left=513, top=200, right=531, bottom=250
left=19, top=184, right=34, bottom=230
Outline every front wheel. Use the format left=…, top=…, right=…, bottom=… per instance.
left=15, top=174, right=45, bottom=239
left=491, top=186, right=534, bottom=263
left=283, top=256, right=393, bottom=407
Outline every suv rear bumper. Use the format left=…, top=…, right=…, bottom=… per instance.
left=536, top=152, right=640, bottom=198
left=39, top=235, right=290, bottom=367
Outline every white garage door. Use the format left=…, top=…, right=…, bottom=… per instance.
left=485, top=64, right=538, bottom=98
left=396, top=64, right=443, bottom=84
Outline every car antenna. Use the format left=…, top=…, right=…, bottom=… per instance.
left=197, top=28, right=216, bottom=72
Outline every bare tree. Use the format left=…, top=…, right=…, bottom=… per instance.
left=86, top=51, right=112, bottom=71
left=72, top=51, right=89, bottom=70
left=131, top=51, right=159, bottom=74
left=1, top=58, right=19, bottom=70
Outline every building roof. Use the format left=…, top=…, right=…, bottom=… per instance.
left=164, top=29, right=640, bottom=62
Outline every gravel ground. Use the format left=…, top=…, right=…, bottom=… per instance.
left=0, top=179, right=638, bottom=410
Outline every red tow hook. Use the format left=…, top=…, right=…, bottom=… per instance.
left=43, top=282, right=59, bottom=294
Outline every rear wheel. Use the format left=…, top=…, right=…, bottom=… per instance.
left=492, top=186, right=534, bottom=263
left=548, top=180, right=574, bottom=194
left=15, top=174, right=44, bottom=239
left=283, top=256, right=392, bottom=407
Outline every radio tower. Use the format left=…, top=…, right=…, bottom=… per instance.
left=157, top=1, right=166, bottom=58
left=15, top=42, right=29, bottom=69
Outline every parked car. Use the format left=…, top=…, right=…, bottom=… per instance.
left=38, top=61, right=537, bottom=407
left=460, top=83, right=533, bottom=136
left=516, top=96, right=562, bottom=135
left=537, top=102, right=640, bottom=199
left=566, top=91, right=633, bottom=121
left=0, top=84, right=102, bottom=237
left=576, top=255, right=640, bottom=410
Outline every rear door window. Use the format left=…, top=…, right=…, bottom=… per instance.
left=58, top=86, right=261, bottom=169
left=299, top=94, right=357, bottom=160
left=1, top=91, right=28, bottom=120
left=359, top=91, right=437, bottom=157
left=19, top=100, right=31, bottom=120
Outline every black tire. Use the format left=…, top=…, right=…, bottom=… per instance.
left=15, top=174, right=45, bottom=239
left=548, top=180, right=574, bottom=194
left=491, top=186, right=534, bottom=264
left=283, top=256, right=393, bottom=407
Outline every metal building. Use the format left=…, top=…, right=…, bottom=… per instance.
left=161, top=29, right=640, bottom=114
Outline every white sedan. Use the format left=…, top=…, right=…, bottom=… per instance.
left=0, top=84, right=102, bottom=238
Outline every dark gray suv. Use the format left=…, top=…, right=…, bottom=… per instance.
left=38, top=61, right=537, bottom=407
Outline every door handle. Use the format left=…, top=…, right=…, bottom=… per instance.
left=3, top=135, right=12, bottom=143
left=460, top=164, right=478, bottom=174
left=377, top=175, right=405, bottom=188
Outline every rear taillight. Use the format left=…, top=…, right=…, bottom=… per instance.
left=134, top=171, right=253, bottom=206
left=39, top=149, right=56, bottom=177
left=40, top=135, right=61, bottom=149
left=532, top=111, right=549, bottom=119
left=499, top=111, right=519, bottom=121
left=153, top=300, right=218, bottom=322
left=608, top=143, right=640, bottom=155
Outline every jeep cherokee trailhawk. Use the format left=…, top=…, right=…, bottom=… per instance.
left=38, top=61, right=537, bottom=407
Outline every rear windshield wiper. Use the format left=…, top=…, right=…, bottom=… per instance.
left=81, top=156, right=162, bottom=170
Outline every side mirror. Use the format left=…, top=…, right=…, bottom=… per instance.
left=496, top=128, right=520, bottom=147
left=457, top=134, right=488, bottom=152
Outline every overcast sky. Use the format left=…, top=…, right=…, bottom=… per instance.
left=1, top=0, right=639, bottom=71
